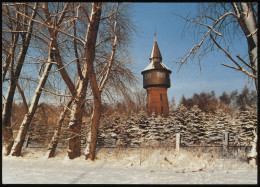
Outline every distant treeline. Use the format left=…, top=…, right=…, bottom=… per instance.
left=10, top=85, right=257, bottom=126
left=179, top=85, right=257, bottom=115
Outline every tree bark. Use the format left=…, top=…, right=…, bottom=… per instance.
left=46, top=98, right=73, bottom=158
left=67, top=83, right=87, bottom=159
left=47, top=77, right=82, bottom=158
left=236, top=2, right=258, bottom=89
left=86, top=3, right=118, bottom=160
left=10, top=51, right=54, bottom=156
left=67, top=2, right=102, bottom=159
left=2, top=3, right=20, bottom=82
left=86, top=83, right=101, bottom=160
left=2, top=31, right=19, bottom=82
left=2, top=3, right=38, bottom=156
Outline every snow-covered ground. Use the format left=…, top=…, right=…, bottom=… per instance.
left=2, top=147, right=257, bottom=184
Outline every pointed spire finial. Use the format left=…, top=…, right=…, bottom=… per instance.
left=154, top=26, right=157, bottom=41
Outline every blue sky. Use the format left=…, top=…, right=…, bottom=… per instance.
left=130, top=3, right=255, bottom=105
left=3, top=3, right=255, bottom=106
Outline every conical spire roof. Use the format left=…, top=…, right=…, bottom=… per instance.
left=149, top=32, right=162, bottom=61
left=142, top=32, right=171, bottom=74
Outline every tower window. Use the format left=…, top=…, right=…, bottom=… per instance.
left=145, top=73, right=151, bottom=79
left=160, top=94, right=163, bottom=101
left=157, top=72, right=165, bottom=78
left=161, top=106, right=163, bottom=113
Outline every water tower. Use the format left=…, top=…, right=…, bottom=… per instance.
left=141, top=33, right=172, bottom=117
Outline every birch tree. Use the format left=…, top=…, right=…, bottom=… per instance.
left=52, top=2, right=135, bottom=159
left=2, top=2, right=136, bottom=158
left=10, top=47, right=54, bottom=156
left=44, top=2, right=135, bottom=159
left=8, top=2, right=70, bottom=156
left=2, top=2, right=38, bottom=155
left=65, top=2, right=102, bottom=159
left=175, top=2, right=258, bottom=90
left=46, top=98, right=73, bottom=158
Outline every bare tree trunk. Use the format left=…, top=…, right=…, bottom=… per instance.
left=15, top=81, right=29, bottom=113
left=85, top=79, right=101, bottom=160
left=241, top=3, right=258, bottom=90
left=234, top=3, right=258, bottom=162
left=86, top=3, right=119, bottom=160
left=2, top=126, right=14, bottom=156
left=2, top=3, right=38, bottom=156
left=67, top=2, right=102, bottom=159
left=53, top=38, right=77, bottom=97
left=40, top=2, right=78, bottom=158
left=67, top=84, right=86, bottom=159
left=2, top=3, right=20, bottom=82
left=10, top=52, right=54, bottom=156
left=46, top=98, right=73, bottom=158
left=233, top=2, right=258, bottom=89
left=2, top=32, right=19, bottom=82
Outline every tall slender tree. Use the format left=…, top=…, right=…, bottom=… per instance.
left=6, top=2, right=70, bottom=156
left=2, top=2, right=38, bottom=155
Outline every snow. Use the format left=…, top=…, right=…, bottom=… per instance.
left=143, top=61, right=171, bottom=71
left=2, top=147, right=257, bottom=184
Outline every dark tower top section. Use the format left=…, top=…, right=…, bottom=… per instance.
left=141, top=33, right=172, bottom=89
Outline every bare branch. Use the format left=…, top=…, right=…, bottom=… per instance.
left=246, top=28, right=258, bottom=38
left=99, top=3, right=119, bottom=91
left=56, top=27, right=85, bottom=44
left=3, top=29, right=50, bottom=45
left=221, top=63, right=240, bottom=70
left=221, top=63, right=256, bottom=79
left=178, top=11, right=239, bottom=70
left=236, top=55, right=256, bottom=71
left=172, top=13, right=223, bottom=36
left=6, top=3, right=85, bottom=44
left=15, top=81, right=29, bottom=113
left=41, top=87, right=72, bottom=97
left=56, top=3, right=69, bottom=27
left=232, top=2, right=241, bottom=17
left=79, top=2, right=91, bottom=22
left=210, top=33, right=241, bottom=68
left=72, top=3, right=83, bottom=80
left=210, top=34, right=257, bottom=79
left=48, top=58, right=77, bottom=75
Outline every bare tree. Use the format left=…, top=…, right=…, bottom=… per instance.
left=2, top=2, right=137, bottom=159
left=60, top=2, right=136, bottom=160
left=2, top=2, right=38, bottom=155
left=85, top=3, right=121, bottom=160
left=84, top=3, right=138, bottom=160
left=7, top=2, right=70, bottom=156
left=44, top=2, right=136, bottom=159
left=46, top=98, right=73, bottom=158
left=2, top=3, right=20, bottom=82
left=10, top=47, right=55, bottom=156
left=175, top=2, right=258, bottom=90
left=64, top=2, right=102, bottom=159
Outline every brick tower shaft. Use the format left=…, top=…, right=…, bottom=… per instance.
left=147, top=87, right=169, bottom=117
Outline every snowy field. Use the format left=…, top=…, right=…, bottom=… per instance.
left=2, top=147, right=257, bottom=184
